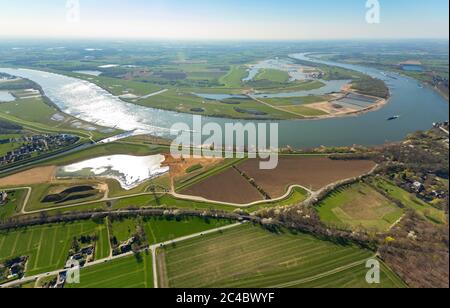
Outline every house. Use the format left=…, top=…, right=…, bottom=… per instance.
left=80, top=246, right=94, bottom=256
left=0, top=191, right=8, bottom=205
left=119, top=237, right=136, bottom=253
left=71, top=253, right=84, bottom=262
left=412, top=181, right=424, bottom=193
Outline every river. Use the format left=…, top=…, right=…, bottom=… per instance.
left=1, top=53, right=448, bottom=149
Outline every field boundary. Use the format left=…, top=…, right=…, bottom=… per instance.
left=269, top=257, right=374, bottom=288
left=0, top=221, right=244, bottom=289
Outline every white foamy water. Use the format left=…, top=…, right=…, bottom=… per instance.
left=59, top=154, right=169, bottom=190
left=0, top=68, right=190, bottom=136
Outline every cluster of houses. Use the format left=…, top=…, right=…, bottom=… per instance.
left=0, top=257, right=27, bottom=282
left=44, top=242, right=96, bottom=288
left=305, top=71, right=324, bottom=79
left=408, top=178, right=447, bottom=202
left=433, top=121, right=449, bottom=130
left=70, top=246, right=95, bottom=265
left=0, top=134, right=79, bottom=167
left=431, top=74, right=449, bottom=94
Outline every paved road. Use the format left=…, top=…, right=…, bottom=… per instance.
left=171, top=184, right=314, bottom=208
left=0, top=222, right=244, bottom=289
left=3, top=187, right=32, bottom=215
left=139, top=89, right=169, bottom=100
left=15, top=164, right=377, bottom=215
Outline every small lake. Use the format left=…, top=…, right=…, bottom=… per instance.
left=57, top=154, right=169, bottom=190
left=401, top=65, right=424, bottom=72
left=0, top=91, right=16, bottom=102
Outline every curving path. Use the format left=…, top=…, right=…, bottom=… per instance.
left=5, top=162, right=378, bottom=216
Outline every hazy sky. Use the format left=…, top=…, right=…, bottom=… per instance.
left=0, top=0, right=448, bottom=40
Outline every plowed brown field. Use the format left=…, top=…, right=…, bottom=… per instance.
left=182, top=167, right=262, bottom=204
left=237, top=156, right=376, bottom=197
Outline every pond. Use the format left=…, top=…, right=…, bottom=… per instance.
left=73, top=70, right=103, bottom=77
left=0, top=91, right=16, bottom=102
left=57, top=154, right=169, bottom=190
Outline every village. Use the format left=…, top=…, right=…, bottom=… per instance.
left=0, top=134, right=79, bottom=167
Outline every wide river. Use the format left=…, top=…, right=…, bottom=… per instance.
left=1, top=53, right=448, bottom=149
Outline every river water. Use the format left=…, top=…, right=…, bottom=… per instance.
left=1, top=53, right=448, bottom=149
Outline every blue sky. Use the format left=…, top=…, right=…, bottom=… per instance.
left=0, top=0, right=448, bottom=39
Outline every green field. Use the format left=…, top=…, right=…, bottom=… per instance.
left=256, top=80, right=325, bottom=93
left=0, top=139, right=26, bottom=157
left=219, top=66, right=247, bottom=88
left=255, top=69, right=290, bottom=83
left=71, top=73, right=161, bottom=97
left=316, top=183, right=404, bottom=232
left=262, top=95, right=328, bottom=106
left=110, top=216, right=232, bottom=245
left=157, top=224, right=405, bottom=288
left=370, top=179, right=446, bottom=225
left=245, top=187, right=309, bottom=212
left=38, top=193, right=240, bottom=217
left=95, top=219, right=111, bottom=260
left=110, top=218, right=140, bottom=243
left=66, top=253, right=153, bottom=289
left=281, top=105, right=328, bottom=116
left=143, top=216, right=232, bottom=244
left=0, top=220, right=110, bottom=276
left=0, top=189, right=26, bottom=222
left=23, top=181, right=105, bottom=212
left=136, top=89, right=295, bottom=120
left=290, top=261, right=405, bottom=288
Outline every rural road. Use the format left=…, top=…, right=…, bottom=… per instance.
left=139, top=89, right=169, bottom=100
left=11, top=164, right=377, bottom=216
left=247, top=94, right=305, bottom=117
left=14, top=181, right=312, bottom=215
left=3, top=187, right=32, bottom=215
left=0, top=222, right=245, bottom=289
left=171, top=184, right=314, bottom=209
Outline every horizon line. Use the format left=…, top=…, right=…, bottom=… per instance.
left=0, top=36, right=448, bottom=42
